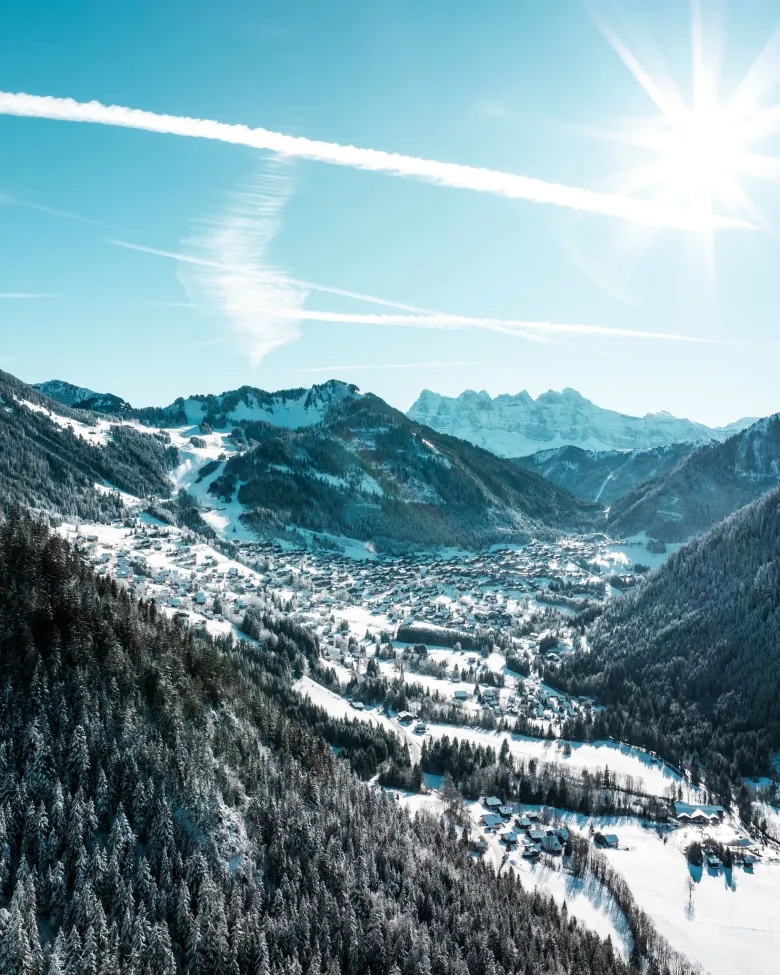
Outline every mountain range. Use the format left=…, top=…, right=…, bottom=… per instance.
left=7, top=371, right=599, bottom=551
left=0, top=369, right=177, bottom=523
left=24, top=371, right=780, bottom=551
left=202, top=389, right=600, bottom=552
left=408, top=387, right=755, bottom=457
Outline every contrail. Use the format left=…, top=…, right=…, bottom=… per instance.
left=110, top=236, right=714, bottom=344
left=110, top=239, right=436, bottom=315
left=0, top=90, right=753, bottom=231
left=214, top=305, right=719, bottom=343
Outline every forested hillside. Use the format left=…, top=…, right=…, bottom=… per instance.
left=0, top=370, right=177, bottom=522
left=0, top=510, right=636, bottom=975
left=34, top=381, right=132, bottom=417
left=551, top=486, right=780, bottom=801
left=208, top=393, right=601, bottom=551
left=606, top=415, right=780, bottom=541
left=513, top=443, right=692, bottom=505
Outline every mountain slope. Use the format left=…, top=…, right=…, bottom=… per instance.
left=552, top=485, right=780, bottom=796
left=135, top=379, right=359, bottom=430
left=0, top=509, right=635, bottom=975
left=607, top=414, right=780, bottom=541
left=34, top=379, right=132, bottom=415
left=205, top=392, right=602, bottom=551
left=409, top=387, right=754, bottom=457
left=513, top=443, right=694, bottom=506
left=0, top=369, right=177, bottom=521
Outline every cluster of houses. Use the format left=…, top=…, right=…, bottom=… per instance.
left=449, top=683, right=584, bottom=727
left=247, top=534, right=641, bottom=643
left=71, top=522, right=628, bottom=750
left=480, top=797, right=572, bottom=858
left=74, top=524, right=261, bottom=623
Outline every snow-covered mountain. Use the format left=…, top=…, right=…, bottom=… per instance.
left=34, top=379, right=132, bottom=415
left=408, top=387, right=756, bottom=457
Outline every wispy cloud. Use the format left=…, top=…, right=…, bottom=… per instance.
left=294, top=360, right=481, bottom=373
left=113, top=239, right=435, bottom=314
left=0, top=90, right=754, bottom=230
left=116, top=235, right=719, bottom=346
left=0, top=292, right=59, bottom=298
left=177, top=161, right=307, bottom=364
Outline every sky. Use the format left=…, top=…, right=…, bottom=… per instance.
left=3, top=0, right=780, bottom=424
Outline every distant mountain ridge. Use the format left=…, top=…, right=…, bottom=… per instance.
left=34, top=379, right=132, bottom=415
left=607, top=413, right=780, bottom=541
left=513, top=442, right=695, bottom=506
left=134, top=379, right=360, bottom=430
left=408, top=387, right=755, bottom=457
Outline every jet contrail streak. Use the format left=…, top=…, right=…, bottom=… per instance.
left=109, top=239, right=437, bottom=314
left=110, top=237, right=715, bottom=344
left=223, top=305, right=719, bottom=343
left=0, top=90, right=753, bottom=231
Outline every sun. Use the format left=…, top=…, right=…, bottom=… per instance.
left=651, top=104, right=750, bottom=221
left=598, top=3, right=780, bottom=232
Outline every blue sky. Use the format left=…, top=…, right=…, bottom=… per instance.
left=2, top=0, right=780, bottom=424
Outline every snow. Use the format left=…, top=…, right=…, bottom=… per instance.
left=294, top=677, right=401, bottom=741
left=408, top=387, right=753, bottom=459
left=424, top=724, right=684, bottom=799
left=180, top=382, right=359, bottom=430
left=590, top=816, right=780, bottom=975
left=19, top=399, right=112, bottom=446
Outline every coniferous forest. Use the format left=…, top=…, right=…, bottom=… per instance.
left=0, top=509, right=637, bottom=975
left=0, top=371, right=177, bottom=523
left=550, top=486, right=780, bottom=801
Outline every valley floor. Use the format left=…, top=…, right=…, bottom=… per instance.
left=59, top=507, right=780, bottom=975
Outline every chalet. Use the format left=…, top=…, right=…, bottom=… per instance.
left=594, top=832, right=619, bottom=849
left=673, top=801, right=725, bottom=822
left=397, top=711, right=415, bottom=724
left=541, top=833, right=563, bottom=855
left=498, top=805, right=514, bottom=818
left=485, top=796, right=503, bottom=809
left=516, top=816, right=533, bottom=830
left=482, top=813, right=503, bottom=830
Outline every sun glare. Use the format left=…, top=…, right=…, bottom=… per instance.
left=600, top=4, right=780, bottom=232
left=657, top=106, right=746, bottom=215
